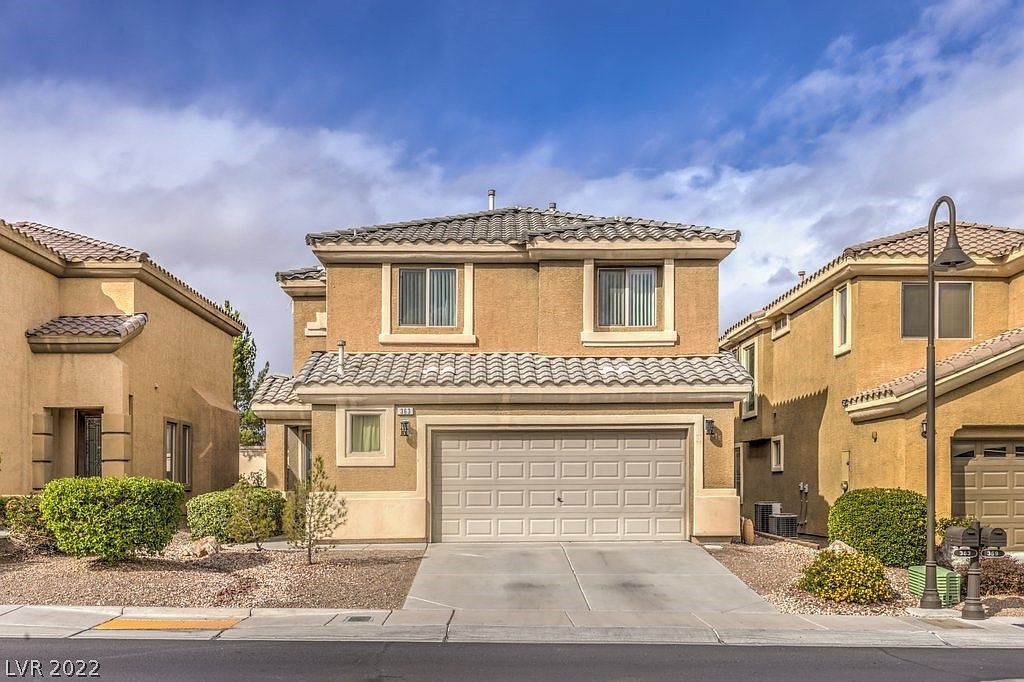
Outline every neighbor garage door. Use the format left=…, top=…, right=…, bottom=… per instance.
left=431, top=429, right=687, bottom=542
left=951, top=440, right=1024, bottom=550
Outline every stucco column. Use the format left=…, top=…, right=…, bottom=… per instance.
left=264, top=422, right=288, bottom=491
left=100, top=413, right=132, bottom=477
left=31, top=411, right=55, bottom=491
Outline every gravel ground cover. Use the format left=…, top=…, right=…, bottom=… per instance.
left=711, top=537, right=1024, bottom=617
left=0, top=532, right=422, bottom=609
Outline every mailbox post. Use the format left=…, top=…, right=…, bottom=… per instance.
left=945, top=520, right=1007, bottom=620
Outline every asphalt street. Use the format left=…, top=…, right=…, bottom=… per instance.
left=1, top=641, right=1022, bottom=681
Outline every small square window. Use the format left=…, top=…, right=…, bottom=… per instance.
left=770, top=315, right=790, bottom=339
left=597, top=267, right=657, bottom=327
left=770, top=435, right=784, bottom=473
left=349, top=414, right=382, bottom=453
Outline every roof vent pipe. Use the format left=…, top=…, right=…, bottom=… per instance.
left=798, top=270, right=806, bottom=283
left=548, top=202, right=557, bottom=211
left=337, top=340, right=346, bottom=376
left=487, top=189, right=496, bottom=210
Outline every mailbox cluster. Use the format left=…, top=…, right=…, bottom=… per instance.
left=944, top=520, right=1007, bottom=620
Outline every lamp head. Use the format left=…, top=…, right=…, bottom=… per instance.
left=934, top=223, right=975, bottom=271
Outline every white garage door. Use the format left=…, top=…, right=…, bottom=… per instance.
left=431, top=429, right=687, bottom=542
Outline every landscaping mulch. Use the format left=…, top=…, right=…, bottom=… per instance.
left=0, top=532, right=422, bottom=609
left=710, top=537, right=1024, bottom=617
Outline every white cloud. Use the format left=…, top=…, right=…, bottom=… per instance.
left=2, top=1, right=1024, bottom=372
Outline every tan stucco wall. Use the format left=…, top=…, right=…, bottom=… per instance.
left=0, top=245, right=238, bottom=496
left=0, top=248, right=61, bottom=492
left=303, top=401, right=735, bottom=493
left=292, top=297, right=327, bottom=374
left=729, top=270, right=1024, bottom=537
left=315, top=259, right=721, bottom=359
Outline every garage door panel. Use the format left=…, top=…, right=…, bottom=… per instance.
left=433, top=429, right=687, bottom=542
left=955, top=442, right=1023, bottom=550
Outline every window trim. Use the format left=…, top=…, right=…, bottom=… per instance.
left=770, top=314, right=791, bottom=340
left=380, top=263, right=477, bottom=345
left=581, top=258, right=678, bottom=347
left=770, top=435, right=785, bottom=473
left=164, top=420, right=177, bottom=483
left=900, top=281, right=974, bottom=340
left=397, top=266, right=458, bottom=328
left=833, top=283, right=852, bottom=356
left=180, top=422, right=193, bottom=491
left=596, top=265, right=658, bottom=328
left=336, top=406, right=395, bottom=467
left=733, top=442, right=746, bottom=502
left=739, top=339, right=757, bottom=419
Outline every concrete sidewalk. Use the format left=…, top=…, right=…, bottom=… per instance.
left=1, top=604, right=1023, bottom=647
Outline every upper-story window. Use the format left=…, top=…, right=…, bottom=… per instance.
left=833, top=283, right=851, bottom=355
left=738, top=340, right=757, bottom=419
left=597, top=266, right=656, bottom=327
left=901, top=282, right=972, bottom=339
left=770, top=314, right=790, bottom=340
left=398, top=267, right=457, bottom=326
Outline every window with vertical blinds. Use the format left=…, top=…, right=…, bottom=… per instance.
left=597, top=267, right=656, bottom=327
left=901, top=281, right=972, bottom=339
left=399, top=267, right=457, bottom=326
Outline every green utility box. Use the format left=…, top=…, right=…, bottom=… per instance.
left=908, top=565, right=962, bottom=607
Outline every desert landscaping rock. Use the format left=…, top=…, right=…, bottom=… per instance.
left=714, top=537, right=1024, bottom=617
left=0, top=532, right=422, bottom=609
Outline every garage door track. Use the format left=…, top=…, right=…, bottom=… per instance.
left=404, top=542, right=773, bottom=614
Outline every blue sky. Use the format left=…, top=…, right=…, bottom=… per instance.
left=2, top=0, right=1023, bottom=371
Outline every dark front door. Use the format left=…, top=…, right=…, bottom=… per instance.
left=76, top=410, right=103, bottom=477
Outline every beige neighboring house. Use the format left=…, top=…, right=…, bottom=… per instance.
left=0, top=218, right=243, bottom=496
left=253, top=204, right=751, bottom=543
left=720, top=222, right=1024, bottom=549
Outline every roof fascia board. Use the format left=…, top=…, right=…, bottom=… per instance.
left=294, top=384, right=751, bottom=404
left=0, top=225, right=67, bottom=276
left=278, top=280, right=326, bottom=299
left=27, top=333, right=139, bottom=354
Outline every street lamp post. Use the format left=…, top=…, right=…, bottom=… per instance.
left=920, top=196, right=975, bottom=609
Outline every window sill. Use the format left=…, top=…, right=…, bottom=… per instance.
left=337, top=452, right=395, bottom=468
left=580, top=330, right=678, bottom=347
left=770, top=327, right=790, bottom=341
left=833, top=345, right=851, bottom=357
left=379, top=333, right=478, bottom=345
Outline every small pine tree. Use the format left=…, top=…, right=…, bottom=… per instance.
left=224, top=300, right=270, bottom=446
left=284, top=456, right=347, bottom=564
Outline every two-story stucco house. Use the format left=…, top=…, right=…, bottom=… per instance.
left=720, top=222, right=1024, bottom=549
left=253, top=204, right=751, bottom=543
left=0, top=218, right=242, bottom=496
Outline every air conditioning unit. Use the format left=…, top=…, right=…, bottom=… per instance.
left=753, top=501, right=781, bottom=533
left=769, top=513, right=799, bottom=538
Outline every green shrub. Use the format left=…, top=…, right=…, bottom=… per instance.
left=937, top=515, right=974, bottom=544
left=828, top=488, right=927, bottom=567
left=187, top=485, right=283, bottom=544
left=0, top=495, right=17, bottom=528
left=798, top=550, right=893, bottom=604
left=4, top=495, right=56, bottom=551
left=186, top=490, right=233, bottom=542
left=40, top=477, right=183, bottom=562
left=225, top=480, right=284, bottom=548
left=957, top=557, right=1024, bottom=596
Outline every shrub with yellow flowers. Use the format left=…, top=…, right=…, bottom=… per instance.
left=798, top=550, right=893, bottom=604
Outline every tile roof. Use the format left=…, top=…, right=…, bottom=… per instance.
left=275, top=266, right=326, bottom=282
left=306, top=206, right=739, bottom=246
left=252, top=374, right=302, bottom=404
left=11, top=222, right=146, bottom=262
left=25, top=314, right=148, bottom=338
left=843, top=325, right=1024, bottom=407
left=295, top=351, right=751, bottom=388
left=722, top=221, right=1024, bottom=341
left=3, top=220, right=237, bottom=325
left=844, top=222, right=1024, bottom=259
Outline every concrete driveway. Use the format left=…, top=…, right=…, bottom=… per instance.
left=404, top=543, right=773, bottom=614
